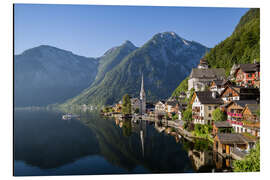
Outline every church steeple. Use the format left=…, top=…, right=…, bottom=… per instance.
left=140, top=73, right=146, bottom=114
left=140, top=74, right=145, bottom=99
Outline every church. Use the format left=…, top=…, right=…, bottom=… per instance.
left=130, top=74, right=146, bottom=114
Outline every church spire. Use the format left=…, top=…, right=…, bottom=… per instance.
left=140, top=73, right=146, bottom=114
left=140, top=74, right=145, bottom=100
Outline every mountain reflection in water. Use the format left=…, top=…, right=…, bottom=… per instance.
left=14, top=110, right=231, bottom=176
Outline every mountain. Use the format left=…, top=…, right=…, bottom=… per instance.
left=93, top=40, right=138, bottom=86
left=171, top=8, right=260, bottom=98
left=204, top=8, right=260, bottom=75
left=63, top=32, right=209, bottom=107
left=14, top=45, right=98, bottom=107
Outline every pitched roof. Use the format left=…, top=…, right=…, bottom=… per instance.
left=238, top=63, right=260, bottom=73
left=195, top=91, right=223, bottom=104
left=221, top=85, right=260, bottom=97
left=214, top=121, right=232, bottom=128
left=156, top=100, right=166, bottom=105
left=189, top=68, right=226, bottom=79
left=233, top=100, right=259, bottom=108
left=217, top=133, right=255, bottom=144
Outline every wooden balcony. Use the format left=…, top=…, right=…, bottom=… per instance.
left=227, top=119, right=243, bottom=126
left=227, top=112, right=242, bottom=118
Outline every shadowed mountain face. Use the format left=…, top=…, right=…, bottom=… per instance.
left=64, top=32, right=209, bottom=106
left=14, top=45, right=98, bottom=107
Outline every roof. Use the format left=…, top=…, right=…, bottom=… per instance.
left=189, top=68, right=225, bottom=79
left=216, top=133, right=255, bottom=144
left=238, top=63, right=260, bottom=73
left=233, top=100, right=259, bottom=108
left=156, top=100, right=166, bottom=105
left=212, top=80, right=224, bottom=86
left=245, top=104, right=260, bottom=115
left=195, top=91, right=223, bottom=104
left=221, top=85, right=260, bottom=97
left=214, top=121, right=232, bottom=128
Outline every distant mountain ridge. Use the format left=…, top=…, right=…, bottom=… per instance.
left=62, top=31, right=209, bottom=107
left=14, top=45, right=98, bottom=107
left=15, top=32, right=209, bottom=107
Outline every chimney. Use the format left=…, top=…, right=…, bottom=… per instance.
left=254, top=59, right=256, bottom=64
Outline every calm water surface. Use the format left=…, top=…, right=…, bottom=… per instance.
left=14, top=109, right=230, bottom=176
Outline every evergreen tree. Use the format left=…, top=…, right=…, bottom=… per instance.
left=122, top=94, right=131, bottom=115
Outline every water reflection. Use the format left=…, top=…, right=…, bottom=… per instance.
left=14, top=110, right=232, bottom=176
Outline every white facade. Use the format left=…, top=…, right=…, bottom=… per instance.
left=192, top=96, right=206, bottom=124
left=155, top=101, right=166, bottom=114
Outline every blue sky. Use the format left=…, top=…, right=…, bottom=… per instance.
left=14, top=4, right=249, bottom=57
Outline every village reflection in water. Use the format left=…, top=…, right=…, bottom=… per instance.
left=113, top=116, right=233, bottom=173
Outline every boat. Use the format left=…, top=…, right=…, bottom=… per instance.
left=62, top=113, right=80, bottom=120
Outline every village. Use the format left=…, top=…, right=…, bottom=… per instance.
left=101, top=57, right=260, bottom=164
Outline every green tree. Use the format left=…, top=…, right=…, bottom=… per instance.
left=122, top=119, right=132, bottom=137
left=122, top=94, right=131, bottom=115
left=182, top=108, right=192, bottom=122
left=233, top=142, right=260, bottom=172
left=172, top=113, right=179, bottom=120
left=171, top=77, right=188, bottom=97
left=212, top=108, right=227, bottom=121
left=134, top=108, right=140, bottom=114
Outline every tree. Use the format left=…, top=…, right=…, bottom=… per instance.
left=233, top=142, right=260, bottom=172
left=122, top=94, right=131, bottom=115
left=182, top=108, right=192, bottom=122
left=122, top=119, right=132, bottom=137
left=134, top=108, right=140, bottom=114
left=212, top=108, right=227, bottom=121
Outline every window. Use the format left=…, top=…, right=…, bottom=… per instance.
left=208, top=113, right=211, bottom=118
left=208, top=106, right=211, bottom=110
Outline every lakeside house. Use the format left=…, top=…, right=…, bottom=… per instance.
left=165, top=100, right=179, bottom=118
left=188, top=58, right=226, bottom=91
left=225, top=100, right=258, bottom=133
left=190, top=91, right=223, bottom=125
left=220, top=85, right=260, bottom=103
left=214, top=133, right=256, bottom=159
left=242, top=104, right=260, bottom=137
left=131, top=97, right=140, bottom=113
left=213, top=121, right=233, bottom=137
left=231, top=62, right=260, bottom=88
left=155, top=100, right=166, bottom=115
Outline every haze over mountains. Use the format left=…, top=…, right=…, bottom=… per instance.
left=14, top=32, right=209, bottom=107
left=14, top=46, right=98, bottom=107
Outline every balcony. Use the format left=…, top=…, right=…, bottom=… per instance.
left=227, top=119, right=243, bottom=126
left=227, top=112, right=242, bottom=118
left=192, top=108, right=200, bottom=113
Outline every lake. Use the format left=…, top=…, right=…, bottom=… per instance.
left=14, top=109, right=231, bottom=176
